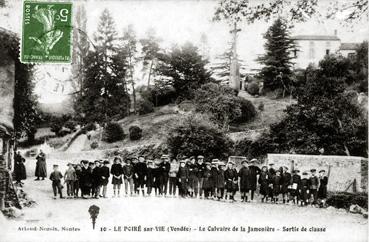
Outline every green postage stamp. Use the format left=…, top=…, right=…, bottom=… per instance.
left=21, top=1, right=72, bottom=63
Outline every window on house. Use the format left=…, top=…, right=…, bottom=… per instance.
left=309, top=41, right=315, bottom=59
left=325, top=41, right=331, bottom=56
left=293, top=49, right=298, bottom=58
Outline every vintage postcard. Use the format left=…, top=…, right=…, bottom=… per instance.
left=0, top=0, right=368, bottom=242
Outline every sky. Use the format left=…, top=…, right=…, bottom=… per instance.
left=0, top=0, right=368, bottom=104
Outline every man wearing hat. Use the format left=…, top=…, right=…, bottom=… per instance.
left=146, top=160, right=156, bottom=196
left=49, top=164, right=64, bottom=199
left=92, top=160, right=102, bottom=199
left=158, top=155, right=170, bottom=196
left=216, top=162, right=226, bottom=200
left=196, top=155, right=206, bottom=198
left=248, top=159, right=261, bottom=202
left=202, top=162, right=213, bottom=199
left=210, top=159, right=219, bottom=198
left=80, top=160, right=91, bottom=198
left=309, top=169, right=319, bottom=205
left=238, top=160, right=250, bottom=202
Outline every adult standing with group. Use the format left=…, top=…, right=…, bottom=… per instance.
left=35, top=149, right=47, bottom=181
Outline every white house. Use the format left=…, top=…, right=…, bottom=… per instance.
left=292, top=33, right=341, bottom=69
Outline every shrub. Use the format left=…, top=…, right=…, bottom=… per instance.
left=247, top=82, right=260, bottom=95
left=81, top=122, right=96, bottom=134
left=90, top=141, right=99, bottom=149
left=233, top=97, right=257, bottom=123
left=138, top=99, right=154, bottom=115
left=167, top=115, right=234, bottom=161
left=64, top=120, right=77, bottom=131
left=326, top=192, right=368, bottom=209
left=102, top=122, right=125, bottom=143
left=150, top=84, right=177, bottom=106
left=129, top=126, right=143, bottom=140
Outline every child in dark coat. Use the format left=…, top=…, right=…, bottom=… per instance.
left=177, top=160, right=189, bottom=198
left=224, top=161, right=238, bottom=202
left=281, top=166, right=291, bottom=203
left=100, top=161, right=110, bottom=198
left=247, top=159, right=261, bottom=202
left=92, top=160, right=102, bottom=199
left=216, top=162, right=226, bottom=200
left=238, top=160, right=250, bottom=202
left=146, top=160, right=156, bottom=196
left=74, top=164, right=82, bottom=198
left=202, top=162, right=213, bottom=199
left=309, top=169, right=319, bottom=205
left=318, top=169, right=329, bottom=207
left=64, top=163, right=76, bottom=199
left=210, top=160, right=219, bottom=198
left=299, top=172, right=310, bottom=206
left=272, top=170, right=282, bottom=203
left=290, top=169, right=301, bottom=204
left=50, top=164, right=64, bottom=199
left=258, top=166, right=269, bottom=202
left=111, top=157, right=123, bottom=197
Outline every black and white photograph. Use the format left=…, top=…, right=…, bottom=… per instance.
left=0, top=0, right=368, bottom=241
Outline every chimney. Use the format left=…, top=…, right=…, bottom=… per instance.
left=334, top=29, right=337, bottom=36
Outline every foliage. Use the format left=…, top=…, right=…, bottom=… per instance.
left=257, top=18, right=296, bottom=92
left=194, top=83, right=255, bottom=128
left=129, top=125, right=143, bottom=141
left=102, top=122, right=125, bottom=143
left=155, top=42, right=213, bottom=101
left=75, top=9, right=130, bottom=124
left=137, top=99, right=154, bottom=115
left=167, top=115, right=234, bottom=161
left=121, top=24, right=139, bottom=112
left=234, top=97, right=257, bottom=123
left=350, top=41, right=368, bottom=93
left=140, top=28, right=162, bottom=86
left=0, top=30, right=39, bottom=141
left=90, top=141, right=99, bottom=149
left=246, top=82, right=260, bottom=95
left=64, top=120, right=77, bottom=131
left=326, top=192, right=368, bottom=209
left=213, top=0, right=366, bottom=25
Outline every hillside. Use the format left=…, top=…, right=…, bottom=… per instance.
left=80, top=92, right=293, bottom=151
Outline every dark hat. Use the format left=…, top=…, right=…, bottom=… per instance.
left=94, top=160, right=101, bottom=163
left=268, top=163, right=274, bottom=166
left=147, top=160, right=153, bottom=164
left=89, top=162, right=94, bottom=165
left=261, top=165, right=268, bottom=169
left=319, top=169, right=326, bottom=173
left=67, top=163, right=73, bottom=166
left=310, top=169, right=317, bottom=172
left=81, top=160, right=89, bottom=164
left=212, top=159, right=219, bottom=163
left=197, top=155, right=204, bottom=159
left=53, top=164, right=59, bottom=167
left=205, top=161, right=211, bottom=165
left=302, top=171, right=308, bottom=175
left=293, top=169, right=300, bottom=173
left=189, top=156, right=195, bottom=160
left=138, top=155, right=145, bottom=158
left=103, top=160, right=110, bottom=164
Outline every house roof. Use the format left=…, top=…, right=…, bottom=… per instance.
left=292, top=35, right=340, bottom=41
left=340, top=43, right=360, bottom=50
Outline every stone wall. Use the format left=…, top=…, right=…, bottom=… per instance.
left=267, top=154, right=368, bottom=193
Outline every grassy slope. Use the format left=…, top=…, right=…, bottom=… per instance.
left=31, top=93, right=293, bottom=151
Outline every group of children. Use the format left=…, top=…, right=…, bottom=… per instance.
left=48, top=155, right=329, bottom=207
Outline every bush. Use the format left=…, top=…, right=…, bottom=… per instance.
left=81, top=122, right=96, bottom=134
left=150, top=84, right=177, bottom=106
left=233, top=97, right=257, bottom=123
left=64, top=120, right=77, bottom=131
left=129, top=126, right=143, bottom=140
left=90, top=141, right=99, bottom=149
left=167, top=115, right=234, bottom=161
left=138, top=99, right=154, bottom=115
left=102, top=122, right=125, bottom=143
left=247, top=82, right=259, bottom=95
left=326, top=192, right=368, bottom=209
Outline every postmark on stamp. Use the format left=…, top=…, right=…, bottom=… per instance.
left=21, top=1, right=72, bottom=63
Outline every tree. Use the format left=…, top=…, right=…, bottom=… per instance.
left=0, top=29, right=39, bottom=141
left=156, top=42, right=213, bottom=101
left=76, top=9, right=130, bottom=123
left=260, top=56, right=367, bottom=157
left=257, top=18, right=296, bottom=93
left=167, top=114, right=234, bottom=161
left=140, top=28, right=161, bottom=87
left=121, top=24, right=139, bottom=113
left=351, top=41, right=368, bottom=93
left=213, top=0, right=367, bottom=25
